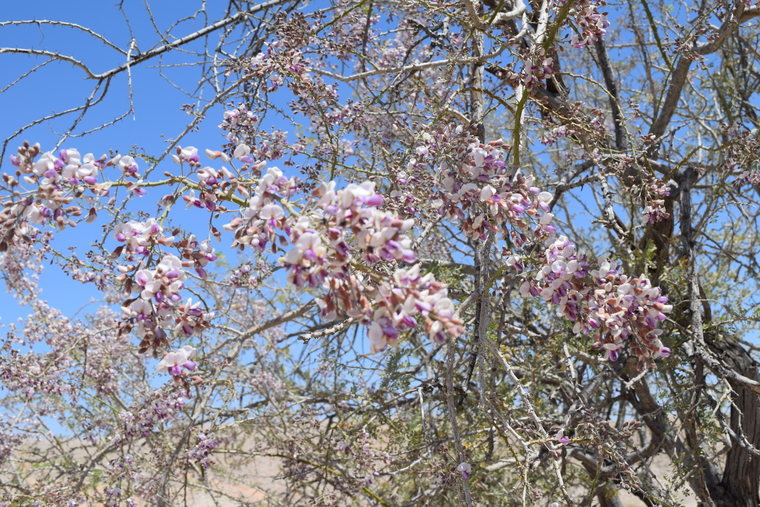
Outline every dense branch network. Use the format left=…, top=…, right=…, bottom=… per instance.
left=0, top=0, right=758, bottom=505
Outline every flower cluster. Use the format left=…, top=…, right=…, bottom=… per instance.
left=1, top=145, right=150, bottom=258
left=218, top=106, right=301, bottom=162
left=540, top=124, right=571, bottom=145
left=113, top=218, right=174, bottom=261
left=0, top=303, right=77, bottom=400
left=185, top=432, right=222, bottom=469
left=517, top=46, right=556, bottom=89
left=121, top=254, right=211, bottom=352
left=642, top=178, right=673, bottom=224
left=197, top=165, right=229, bottom=187
left=280, top=218, right=330, bottom=288
left=172, top=146, right=201, bottom=166
left=282, top=185, right=407, bottom=289
left=294, top=181, right=464, bottom=348
left=431, top=136, right=556, bottom=243
left=566, top=0, right=610, bottom=48
left=174, top=299, right=211, bottom=337
left=220, top=105, right=259, bottom=145
left=409, top=131, right=672, bottom=363
left=279, top=181, right=416, bottom=290
left=183, top=163, right=241, bottom=212
left=224, top=163, right=462, bottom=350
left=0, top=304, right=131, bottom=406
left=3, top=144, right=104, bottom=239
left=246, top=13, right=312, bottom=90
left=0, top=348, right=71, bottom=399
left=121, top=299, right=169, bottom=351
left=118, top=388, right=188, bottom=438
left=34, top=148, right=101, bottom=186
left=0, top=198, right=38, bottom=254
left=134, top=254, right=185, bottom=301
left=323, top=0, right=379, bottom=61
left=224, top=166, right=296, bottom=251
left=366, top=264, right=463, bottom=353
left=317, top=181, right=417, bottom=263
left=177, top=234, right=217, bottom=278
left=111, top=154, right=141, bottom=179
left=248, top=39, right=310, bottom=92
left=173, top=145, right=262, bottom=212
left=520, top=236, right=671, bottom=363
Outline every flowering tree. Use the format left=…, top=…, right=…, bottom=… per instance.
left=0, top=0, right=759, bottom=505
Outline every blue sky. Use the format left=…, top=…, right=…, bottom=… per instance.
left=0, top=2, right=270, bottom=318
left=1, top=2, right=230, bottom=151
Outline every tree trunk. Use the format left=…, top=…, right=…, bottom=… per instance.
left=680, top=166, right=760, bottom=506
left=710, top=337, right=760, bottom=507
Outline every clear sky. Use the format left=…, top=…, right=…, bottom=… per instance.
left=1, top=2, right=236, bottom=149
left=0, top=1, right=272, bottom=318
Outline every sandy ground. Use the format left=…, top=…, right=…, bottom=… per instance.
left=2, top=437, right=699, bottom=506
left=185, top=447, right=698, bottom=506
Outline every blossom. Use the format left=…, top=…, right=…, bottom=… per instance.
left=569, top=0, right=610, bottom=48
left=157, top=346, right=197, bottom=376
left=187, top=432, right=222, bottom=468
left=121, top=254, right=209, bottom=350
left=456, top=462, right=472, bottom=479
left=111, top=154, right=140, bottom=178
left=197, top=166, right=220, bottom=186
left=555, top=429, right=571, bottom=445
left=178, top=235, right=217, bottom=278
left=114, top=218, right=170, bottom=260
left=204, top=148, right=230, bottom=163
left=520, top=235, right=672, bottom=363
left=174, top=298, right=211, bottom=337
left=411, top=133, right=672, bottom=363
left=430, top=136, right=556, bottom=242
left=233, top=143, right=251, bottom=159
left=172, top=146, right=200, bottom=165
left=223, top=166, right=296, bottom=251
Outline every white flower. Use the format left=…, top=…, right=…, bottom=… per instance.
left=173, top=146, right=199, bottom=164
left=204, top=148, right=230, bottom=163
left=259, top=203, right=284, bottom=220
left=157, top=345, right=197, bottom=376
left=480, top=185, right=496, bottom=202
left=233, top=143, right=251, bottom=159
left=368, top=323, right=387, bottom=353
left=157, top=254, right=184, bottom=278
